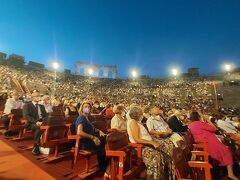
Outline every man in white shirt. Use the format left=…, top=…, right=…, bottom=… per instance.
left=40, top=95, right=53, bottom=114
left=217, top=118, right=238, bottom=134
left=146, top=106, right=172, bottom=138
left=2, top=92, right=23, bottom=135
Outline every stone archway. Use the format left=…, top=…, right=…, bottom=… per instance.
left=75, top=61, right=117, bottom=79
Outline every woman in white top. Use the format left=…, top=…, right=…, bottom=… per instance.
left=127, top=106, right=175, bottom=180
left=111, top=104, right=127, bottom=132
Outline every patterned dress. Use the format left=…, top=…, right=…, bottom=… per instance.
left=127, top=119, right=175, bottom=180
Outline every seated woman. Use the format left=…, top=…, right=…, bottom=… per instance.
left=127, top=106, right=175, bottom=180
left=75, top=101, right=107, bottom=170
left=65, top=99, right=79, bottom=117
left=189, top=111, right=238, bottom=180
left=111, top=104, right=127, bottom=132
left=104, top=103, right=114, bottom=117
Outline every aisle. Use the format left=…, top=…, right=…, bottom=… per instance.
left=0, top=139, right=55, bottom=180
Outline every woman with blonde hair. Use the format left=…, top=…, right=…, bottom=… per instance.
left=75, top=101, right=107, bottom=170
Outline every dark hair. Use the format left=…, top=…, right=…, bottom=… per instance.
left=210, top=117, right=216, bottom=124
left=190, top=111, right=200, bottom=121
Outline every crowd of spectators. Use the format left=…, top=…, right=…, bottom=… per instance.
left=0, top=64, right=216, bottom=113
left=1, top=64, right=239, bottom=179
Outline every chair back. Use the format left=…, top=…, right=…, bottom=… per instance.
left=47, top=125, right=67, bottom=141
left=42, top=115, right=65, bottom=126
left=171, top=147, right=193, bottom=179
left=65, top=115, right=78, bottom=124
left=52, top=105, right=64, bottom=117
left=11, top=109, right=23, bottom=125
left=182, top=130, right=194, bottom=150
left=90, top=115, right=112, bottom=133
left=106, top=131, right=129, bottom=150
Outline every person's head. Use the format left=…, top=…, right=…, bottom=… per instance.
left=42, top=95, right=50, bottom=104
left=174, top=110, right=184, bottom=120
left=63, top=99, right=69, bottom=106
left=210, top=117, right=217, bottom=124
left=113, top=104, right=125, bottom=116
left=79, top=101, right=92, bottom=115
left=143, top=106, right=151, bottom=114
left=68, top=99, right=75, bottom=107
left=129, top=106, right=143, bottom=122
left=190, top=111, right=201, bottom=122
left=150, top=106, right=163, bottom=117
left=93, top=101, right=100, bottom=108
left=31, top=91, right=41, bottom=103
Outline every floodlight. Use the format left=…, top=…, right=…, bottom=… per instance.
left=88, top=68, right=93, bottom=75
left=132, top=70, right=137, bottom=78
left=52, top=62, right=59, bottom=70
left=172, top=68, right=178, bottom=76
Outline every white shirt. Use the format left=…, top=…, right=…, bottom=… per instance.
left=217, top=119, right=237, bottom=134
left=111, top=115, right=127, bottom=131
left=3, top=98, right=23, bottom=115
left=40, top=101, right=53, bottom=114
left=146, top=116, right=169, bottom=132
left=127, top=119, right=152, bottom=143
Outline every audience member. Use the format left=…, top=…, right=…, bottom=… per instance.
left=75, top=101, right=107, bottom=170
left=189, top=111, right=238, bottom=180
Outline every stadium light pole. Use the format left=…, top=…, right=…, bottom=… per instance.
left=52, top=61, right=59, bottom=97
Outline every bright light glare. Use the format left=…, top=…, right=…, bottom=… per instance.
left=132, top=70, right=137, bottom=78
left=88, top=68, right=93, bottom=75
left=52, top=62, right=59, bottom=70
left=224, top=64, right=232, bottom=72
left=172, top=68, right=178, bottom=76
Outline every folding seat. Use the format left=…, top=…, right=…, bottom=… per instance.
left=183, top=131, right=208, bottom=152
left=67, top=123, right=98, bottom=178
left=6, top=109, right=32, bottom=140
left=104, top=131, right=144, bottom=180
left=172, top=147, right=212, bottom=180
left=39, top=116, right=69, bottom=163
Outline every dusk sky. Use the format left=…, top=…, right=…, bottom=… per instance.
left=0, top=0, right=240, bottom=78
